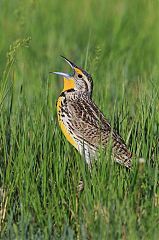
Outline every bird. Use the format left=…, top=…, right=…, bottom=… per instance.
left=51, top=56, right=132, bottom=169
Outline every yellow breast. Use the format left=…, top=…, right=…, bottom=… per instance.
left=56, top=96, right=78, bottom=150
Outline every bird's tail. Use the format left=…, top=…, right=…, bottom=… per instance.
left=115, top=150, right=132, bottom=169
left=115, top=157, right=132, bottom=169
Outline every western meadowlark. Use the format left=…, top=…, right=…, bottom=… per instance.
left=52, top=56, right=132, bottom=169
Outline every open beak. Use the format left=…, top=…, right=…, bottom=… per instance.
left=50, top=56, right=77, bottom=78
left=60, top=56, right=77, bottom=68
left=51, top=72, right=70, bottom=78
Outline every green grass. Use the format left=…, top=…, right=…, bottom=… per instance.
left=0, top=0, right=159, bottom=239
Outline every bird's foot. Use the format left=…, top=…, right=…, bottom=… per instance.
left=77, top=179, right=84, bottom=193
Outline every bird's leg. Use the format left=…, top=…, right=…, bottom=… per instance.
left=76, top=161, right=92, bottom=194
left=77, top=179, right=84, bottom=193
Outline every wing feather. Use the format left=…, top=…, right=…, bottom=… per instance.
left=67, top=95, right=132, bottom=167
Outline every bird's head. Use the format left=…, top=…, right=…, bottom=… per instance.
left=51, top=56, right=93, bottom=97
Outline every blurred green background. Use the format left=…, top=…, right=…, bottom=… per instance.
left=0, top=0, right=159, bottom=239
left=1, top=0, right=159, bottom=103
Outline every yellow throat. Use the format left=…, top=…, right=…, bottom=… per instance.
left=63, top=77, right=75, bottom=92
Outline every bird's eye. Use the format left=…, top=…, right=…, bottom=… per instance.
left=78, top=74, right=82, bottom=78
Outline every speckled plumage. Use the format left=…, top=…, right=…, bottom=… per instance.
left=55, top=57, right=132, bottom=169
